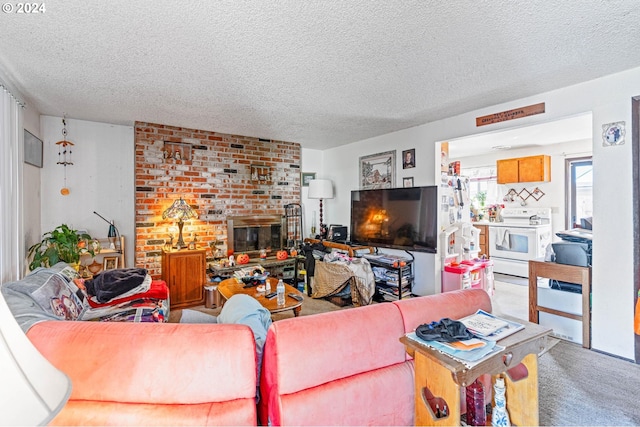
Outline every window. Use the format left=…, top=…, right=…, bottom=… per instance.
left=461, top=166, right=499, bottom=209
left=565, top=157, right=593, bottom=229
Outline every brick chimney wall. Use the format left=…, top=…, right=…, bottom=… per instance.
left=134, top=121, right=301, bottom=278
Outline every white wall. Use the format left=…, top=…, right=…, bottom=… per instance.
left=321, top=66, right=640, bottom=360
left=40, top=116, right=135, bottom=267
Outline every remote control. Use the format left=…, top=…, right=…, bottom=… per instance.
left=265, top=292, right=277, bottom=299
left=288, top=293, right=303, bottom=302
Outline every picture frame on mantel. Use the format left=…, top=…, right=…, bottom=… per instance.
left=359, top=150, right=395, bottom=190
left=24, top=129, right=43, bottom=168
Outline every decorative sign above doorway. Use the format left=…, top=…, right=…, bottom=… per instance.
left=476, top=102, right=545, bottom=127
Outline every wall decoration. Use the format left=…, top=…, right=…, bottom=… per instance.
left=402, top=148, right=415, bottom=169
left=602, top=121, right=625, bottom=146
left=403, top=177, right=414, bottom=188
left=251, top=164, right=272, bottom=184
left=359, top=150, right=395, bottom=189
left=163, top=141, right=192, bottom=160
left=103, top=256, right=119, bottom=271
left=24, top=129, right=43, bottom=168
left=301, top=172, right=316, bottom=187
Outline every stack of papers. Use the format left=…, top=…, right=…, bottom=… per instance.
left=460, top=310, right=525, bottom=341
left=405, top=332, right=504, bottom=368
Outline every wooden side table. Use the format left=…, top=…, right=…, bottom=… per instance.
left=528, top=259, right=591, bottom=348
left=400, top=319, right=551, bottom=426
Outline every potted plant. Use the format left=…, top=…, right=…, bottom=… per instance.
left=28, top=224, right=98, bottom=271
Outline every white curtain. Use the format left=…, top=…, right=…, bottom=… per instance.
left=0, top=85, right=24, bottom=284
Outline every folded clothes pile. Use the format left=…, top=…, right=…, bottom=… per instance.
left=77, top=268, right=169, bottom=322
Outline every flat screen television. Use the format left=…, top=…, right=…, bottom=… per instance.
left=350, top=186, right=438, bottom=253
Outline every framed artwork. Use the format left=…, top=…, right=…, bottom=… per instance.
left=402, top=148, right=416, bottom=169
left=103, top=256, right=119, bottom=271
left=359, top=150, right=396, bottom=189
left=301, top=172, right=316, bottom=187
left=602, top=121, right=625, bottom=146
left=24, top=129, right=43, bottom=168
left=403, top=177, right=414, bottom=188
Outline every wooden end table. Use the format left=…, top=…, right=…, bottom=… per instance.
left=217, top=277, right=304, bottom=317
left=400, top=318, right=551, bottom=426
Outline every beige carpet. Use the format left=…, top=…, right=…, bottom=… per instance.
left=169, top=293, right=350, bottom=323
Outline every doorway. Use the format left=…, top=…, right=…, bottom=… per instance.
left=440, top=113, right=593, bottom=322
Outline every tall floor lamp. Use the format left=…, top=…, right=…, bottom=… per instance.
left=0, top=291, right=72, bottom=425
left=308, top=179, right=334, bottom=240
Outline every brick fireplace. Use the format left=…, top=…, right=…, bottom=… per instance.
left=134, top=122, right=301, bottom=278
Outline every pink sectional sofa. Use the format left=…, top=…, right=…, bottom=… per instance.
left=259, top=288, right=491, bottom=426
left=24, top=288, right=490, bottom=426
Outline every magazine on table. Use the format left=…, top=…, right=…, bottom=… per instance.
left=460, top=309, right=525, bottom=341
left=405, top=331, right=505, bottom=369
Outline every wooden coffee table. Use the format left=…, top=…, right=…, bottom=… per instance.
left=217, top=277, right=304, bottom=317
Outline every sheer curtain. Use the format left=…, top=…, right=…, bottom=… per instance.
left=0, top=84, right=24, bottom=284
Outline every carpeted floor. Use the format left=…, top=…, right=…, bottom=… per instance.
left=538, top=340, right=640, bottom=426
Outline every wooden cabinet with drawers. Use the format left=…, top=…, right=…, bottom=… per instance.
left=497, top=154, right=551, bottom=184
left=162, top=248, right=207, bottom=309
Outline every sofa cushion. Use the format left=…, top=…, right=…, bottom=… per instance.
left=277, top=362, right=414, bottom=426
left=262, top=302, right=406, bottom=395
left=28, top=321, right=257, bottom=404
left=260, top=302, right=409, bottom=425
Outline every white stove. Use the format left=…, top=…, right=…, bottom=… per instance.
left=489, top=208, right=552, bottom=277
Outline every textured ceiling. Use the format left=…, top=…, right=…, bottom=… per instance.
left=1, top=1, right=639, bottom=150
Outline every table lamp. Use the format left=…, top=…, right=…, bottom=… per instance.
left=93, top=211, right=119, bottom=250
left=0, top=291, right=72, bottom=425
left=162, top=197, right=199, bottom=249
left=308, top=179, right=334, bottom=240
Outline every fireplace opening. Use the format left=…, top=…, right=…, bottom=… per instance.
left=227, top=215, right=286, bottom=257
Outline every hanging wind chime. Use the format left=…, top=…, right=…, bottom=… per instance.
left=55, top=116, right=74, bottom=195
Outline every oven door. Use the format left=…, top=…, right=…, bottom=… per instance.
left=488, top=225, right=539, bottom=261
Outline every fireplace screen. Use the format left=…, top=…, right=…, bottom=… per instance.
left=227, top=215, right=285, bottom=257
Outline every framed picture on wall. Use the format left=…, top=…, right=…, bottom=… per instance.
left=359, top=150, right=396, bottom=190
left=24, top=129, right=43, bottom=168
left=301, top=172, right=316, bottom=187
left=402, top=148, right=415, bottom=169
left=403, top=177, right=414, bottom=188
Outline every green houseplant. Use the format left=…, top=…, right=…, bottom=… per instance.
left=28, top=224, right=97, bottom=270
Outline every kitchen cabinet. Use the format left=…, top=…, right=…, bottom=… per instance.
left=474, top=224, right=489, bottom=258
left=497, top=155, right=551, bottom=184
left=162, top=248, right=207, bottom=309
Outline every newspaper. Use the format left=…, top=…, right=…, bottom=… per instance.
left=461, top=310, right=525, bottom=341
